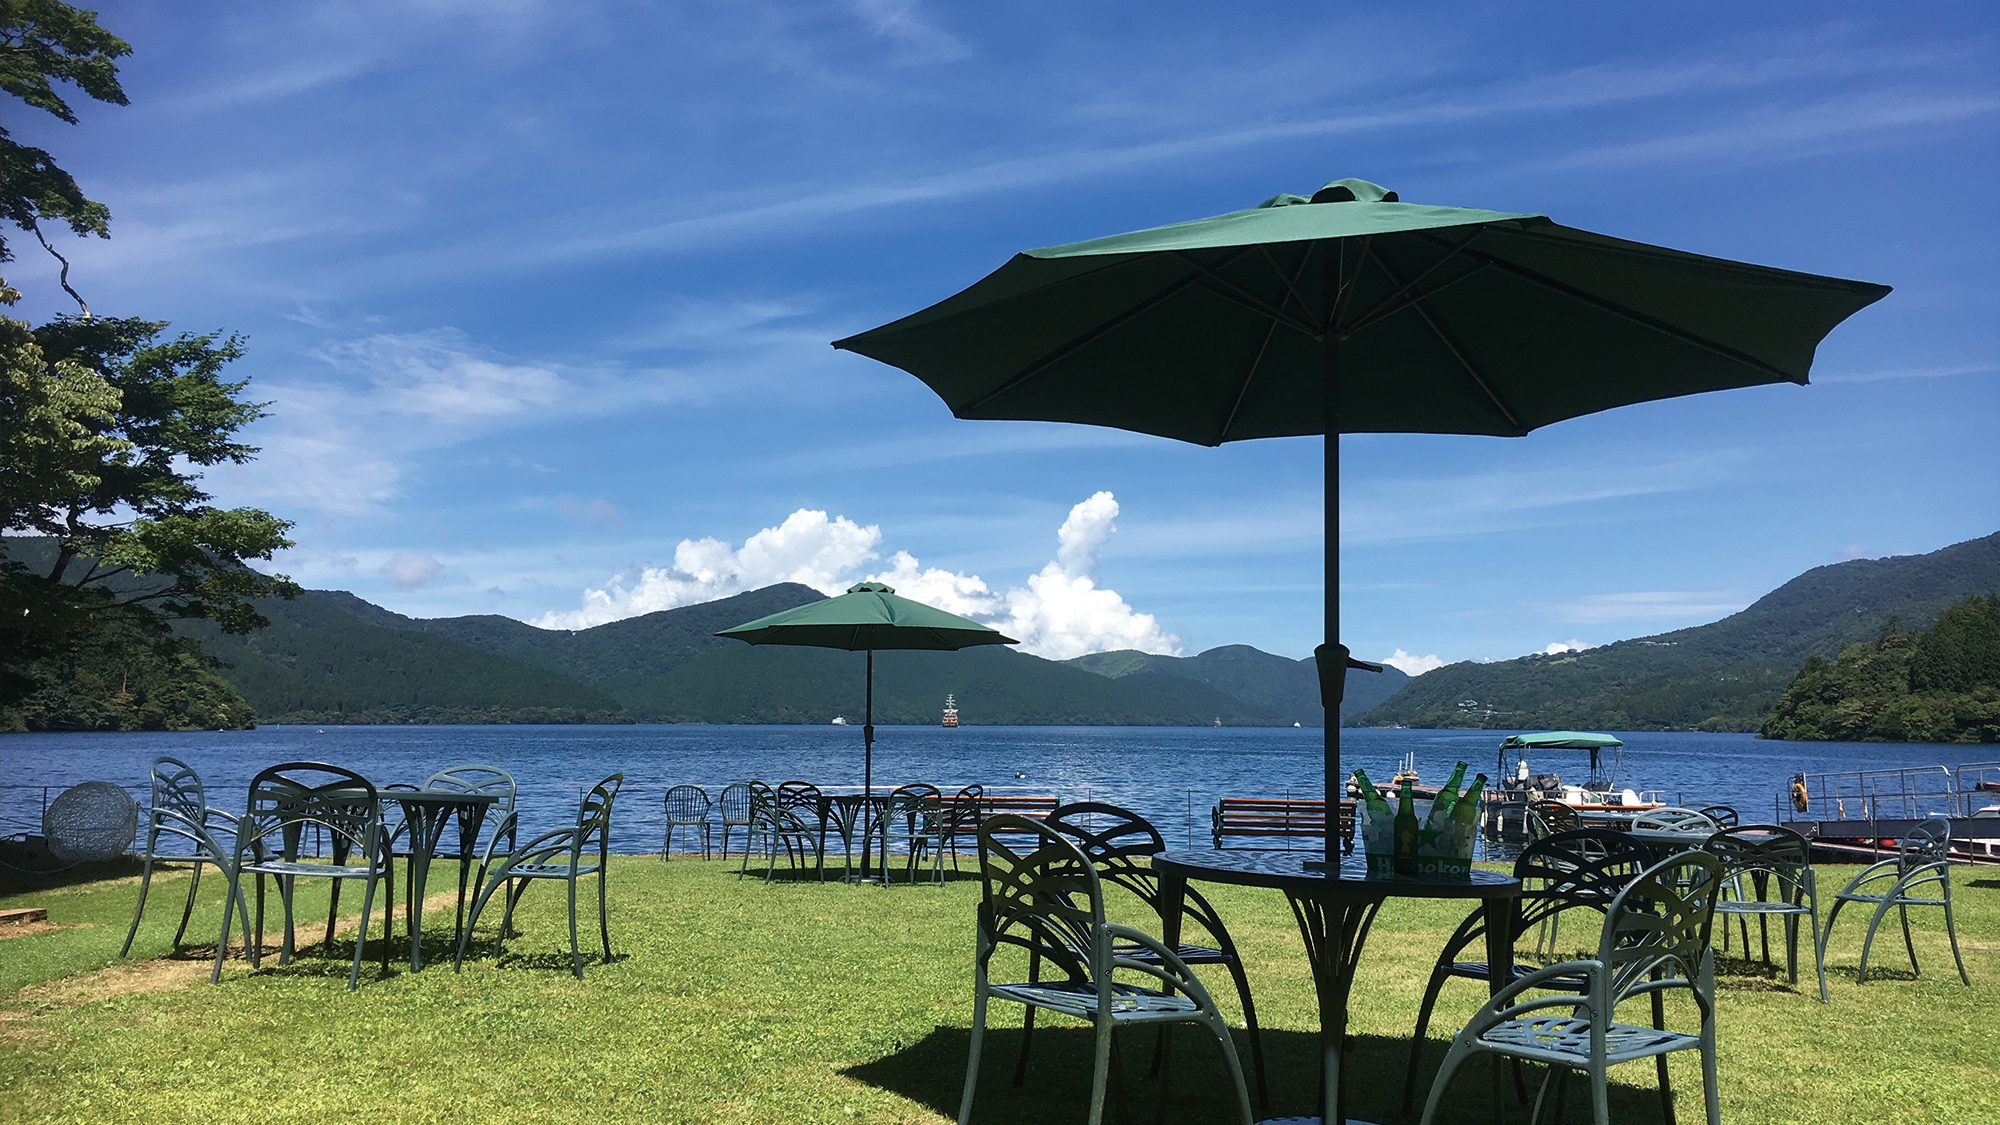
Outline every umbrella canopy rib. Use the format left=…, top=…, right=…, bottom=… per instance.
left=1217, top=316, right=1285, bottom=445
left=1434, top=238, right=1807, bottom=385
left=1176, top=250, right=1325, bottom=340
left=957, top=266, right=1208, bottom=417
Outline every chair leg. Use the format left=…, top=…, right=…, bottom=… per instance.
left=121, top=848, right=158, bottom=957
left=1855, top=894, right=1899, bottom=984
left=1403, top=959, right=1459, bottom=1117
left=1652, top=985, right=1675, bottom=1125
left=1898, top=904, right=1919, bottom=976
left=1418, top=1033, right=1477, bottom=1125
left=455, top=871, right=506, bottom=970
left=1086, top=1011, right=1114, bottom=1125
left=1221, top=955, right=1270, bottom=1117
left=1202, top=1010, right=1256, bottom=1125
left=175, top=863, right=205, bottom=948
left=1015, top=948, right=1042, bottom=1084
left=210, top=879, right=239, bottom=984
left=1942, top=886, right=1971, bottom=985
left=1590, top=1059, right=1612, bottom=1125
left=348, top=876, right=379, bottom=991
left=957, top=985, right=988, bottom=1125
left=598, top=861, right=612, bottom=963
left=568, top=876, right=583, bottom=980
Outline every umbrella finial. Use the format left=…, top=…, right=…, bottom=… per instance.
left=1310, top=179, right=1398, bottom=204
left=847, top=581, right=895, bottom=594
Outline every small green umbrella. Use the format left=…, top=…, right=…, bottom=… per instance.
left=716, top=581, right=1018, bottom=800
left=833, top=177, right=1890, bottom=853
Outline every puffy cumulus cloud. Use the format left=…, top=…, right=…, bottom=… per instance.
left=1379, top=649, right=1446, bottom=676
left=536, top=492, right=1179, bottom=659
left=1540, top=638, right=1594, bottom=655
left=533, top=509, right=881, bottom=630
left=381, top=551, right=443, bottom=590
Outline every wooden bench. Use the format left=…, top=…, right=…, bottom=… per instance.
left=1212, top=797, right=1355, bottom=853
left=943, top=794, right=1060, bottom=842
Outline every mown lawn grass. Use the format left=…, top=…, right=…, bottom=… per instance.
left=1, top=854, right=1993, bottom=1125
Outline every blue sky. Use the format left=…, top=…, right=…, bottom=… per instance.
left=8, top=1, right=1997, bottom=670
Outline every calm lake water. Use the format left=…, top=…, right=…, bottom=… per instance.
left=2, top=724, right=1984, bottom=858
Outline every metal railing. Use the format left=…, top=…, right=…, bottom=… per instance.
left=1778, top=764, right=1963, bottom=823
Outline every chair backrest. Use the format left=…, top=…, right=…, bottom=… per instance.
left=1694, top=805, right=1739, bottom=827
left=1528, top=800, right=1581, bottom=837
left=1630, top=806, right=1720, bottom=835
left=664, top=784, right=711, bottom=822
left=424, top=764, right=517, bottom=812
left=777, top=781, right=823, bottom=817
left=1702, top=824, right=1811, bottom=892
left=244, top=762, right=382, bottom=861
left=1046, top=801, right=1165, bottom=886
left=577, top=774, right=622, bottom=853
left=145, top=756, right=209, bottom=830
left=1599, top=851, right=1724, bottom=999
left=887, top=783, right=942, bottom=830
left=946, top=784, right=985, bottom=830
left=975, top=814, right=1105, bottom=984
left=1898, top=819, right=1952, bottom=871
left=720, top=782, right=757, bottom=825
left=1514, top=828, right=1657, bottom=926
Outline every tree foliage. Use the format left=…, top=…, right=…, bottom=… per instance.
left=1760, top=595, right=2000, bottom=743
left=0, top=0, right=130, bottom=310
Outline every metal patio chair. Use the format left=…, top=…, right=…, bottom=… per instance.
left=718, top=781, right=757, bottom=859
left=122, top=756, right=248, bottom=961
left=1702, top=825, right=1827, bottom=1001
left=1402, top=828, right=1657, bottom=1117
left=662, top=784, right=713, bottom=859
left=1046, top=801, right=1271, bottom=1117
left=778, top=780, right=833, bottom=873
left=1418, top=851, right=1726, bottom=1125
left=223, top=762, right=393, bottom=991
left=1528, top=800, right=1581, bottom=839
left=455, top=773, right=623, bottom=979
left=943, top=784, right=985, bottom=872
left=1630, top=807, right=1721, bottom=837
left=877, top=783, right=945, bottom=886
left=1820, top=818, right=1970, bottom=985
left=1694, top=805, right=1739, bottom=828
left=737, top=781, right=825, bottom=883
left=958, top=814, right=1253, bottom=1125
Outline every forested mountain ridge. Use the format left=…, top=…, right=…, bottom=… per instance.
left=1761, top=594, right=2000, bottom=742
left=1354, top=531, right=2000, bottom=731
left=1065, top=644, right=1411, bottom=725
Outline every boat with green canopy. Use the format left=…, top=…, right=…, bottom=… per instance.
left=1488, top=731, right=1667, bottom=837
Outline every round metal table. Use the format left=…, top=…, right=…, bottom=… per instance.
left=1152, top=849, right=1521, bottom=1125
left=389, top=791, right=499, bottom=970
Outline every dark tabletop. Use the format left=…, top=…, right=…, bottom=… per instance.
left=1153, top=849, right=1521, bottom=900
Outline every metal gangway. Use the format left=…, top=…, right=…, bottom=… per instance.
left=1778, top=761, right=2000, bottom=861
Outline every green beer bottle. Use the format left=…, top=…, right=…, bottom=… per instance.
left=1394, top=778, right=1420, bottom=875
left=1429, top=761, right=1469, bottom=824
left=1452, top=773, right=1489, bottom=827
left=1351, top=768, right=1392, bottom=815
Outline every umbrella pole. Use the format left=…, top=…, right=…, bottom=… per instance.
left=864, top=649, right=875, bottom=877
left=1323, top=258, right=1343, bottom=859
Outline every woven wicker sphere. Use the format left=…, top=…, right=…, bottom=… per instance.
left=43, top=781, right=140, bottom=863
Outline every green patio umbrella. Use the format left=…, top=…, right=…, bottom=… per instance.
left=716, top=581, right=1018, bottom=800
left=832, top=177, right=1890, bottom=852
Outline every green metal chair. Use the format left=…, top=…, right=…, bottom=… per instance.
left=877, top=783, right=944, bottom=886
left=778, top=780, right=833, bottom=873
left=1528, top=800, right=1580, bottom=839
left=661, top=784, right=712, bottom=859
left=1820, top=819, right=1970, bottom=985
left=1046, top=801, right=1270, bottom=1118
left=943, top=784, right=985, bottom=872
left=224, top=762, right=393, bottom=991
left=122, top=756, right=248, bottom=961
left=737, top=781, right=825, bottom=882
left=718, top=781, right=757, bottom=859
left=1402, top=827, right=1658, bottom=1118
left=454, top=773, right=622, bottom=979
left=1629, top=807, right=1721, bottom=837
left=958, top=814, right=1252, bottom=1125
left=1693, top=805, right=1739, bottom=828
left=1418, top=851, right=1726, bottom=1125
left=1702, top=824, right=1828, bottom=1001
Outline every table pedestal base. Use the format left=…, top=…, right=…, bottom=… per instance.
left=1288, top=892, right=1386, bottom=1125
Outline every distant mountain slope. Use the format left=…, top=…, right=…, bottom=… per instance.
left=1066, top=644, right=1410, bottom=725
left=294, top=584, right=1259, bottom=725
left=184, top=593, right=632, bottom=725
left=1355, top=531, right=2000, bottom=731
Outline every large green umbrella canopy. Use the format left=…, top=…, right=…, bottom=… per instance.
left=717, top=581, right=1017, bottom=798
left=833, top=177, right=1889, bottom=854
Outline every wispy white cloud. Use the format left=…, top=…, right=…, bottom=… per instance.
left=849, top=0, right=969, bottom=64
left=1546, top=590, right=1751, bottom=625
left=1338, top=453, right=1749, bottom=546
left=1815, top=362, right=1997, bottom=384
left=381, top=551, right=443, bottom=590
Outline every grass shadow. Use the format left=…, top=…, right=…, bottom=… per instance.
left=850, top=1022, right=1711, bottom=1125
left=0, top=846, right=148, bottom=894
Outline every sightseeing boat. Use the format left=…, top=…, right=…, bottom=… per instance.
left=941, top=694, right=959, bottom=727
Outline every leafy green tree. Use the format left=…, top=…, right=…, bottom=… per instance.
left=1, top=0, right=130, bottom=311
